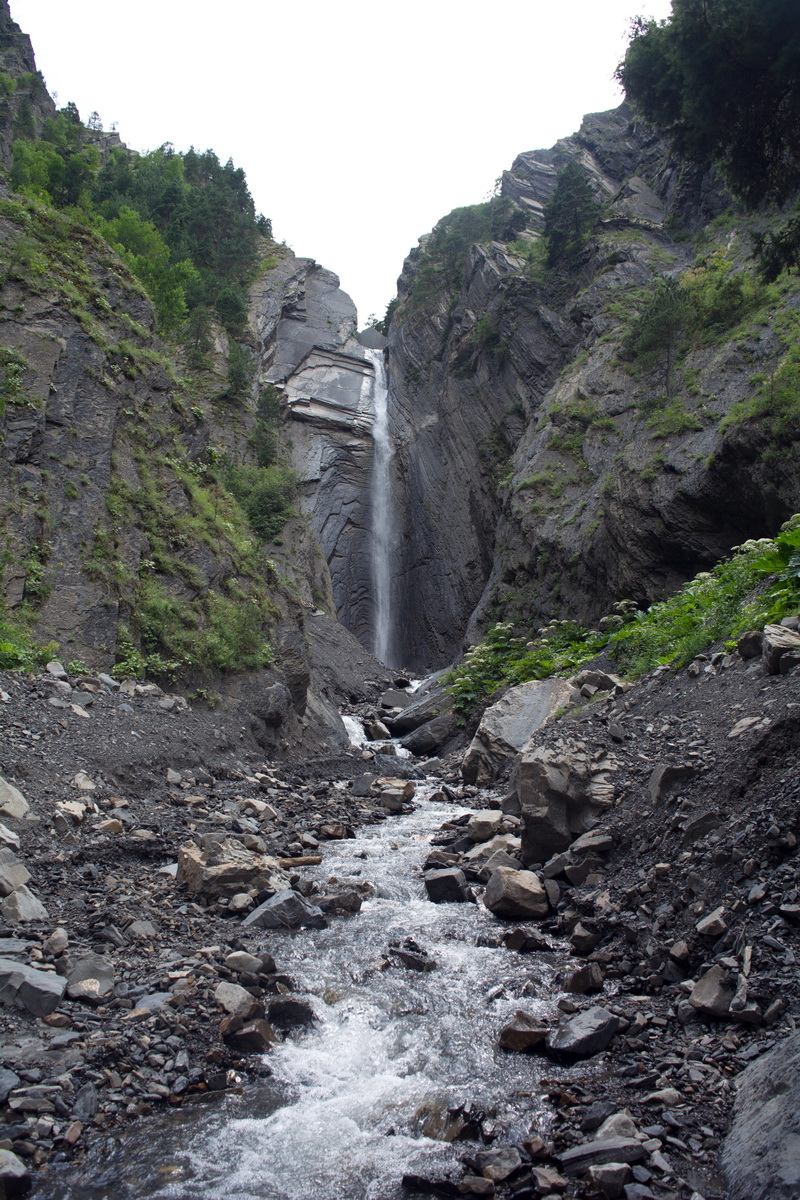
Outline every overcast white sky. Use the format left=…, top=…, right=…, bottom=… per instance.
left=11, top=0, right=672, bottom=325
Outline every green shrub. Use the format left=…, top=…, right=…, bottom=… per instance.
left=223, top=462, right=297, bottom=541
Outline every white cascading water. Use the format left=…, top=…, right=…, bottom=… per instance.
left=37, top=790, right=558, bottom=1200
left=364, top=347, right=395, bottom=667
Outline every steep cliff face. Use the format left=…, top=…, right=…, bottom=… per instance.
left=386, top=104, right=800, bottom=667
left=252, top=257, right=383, bottom=650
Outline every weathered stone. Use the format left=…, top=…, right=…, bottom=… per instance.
left=462, top=678, right=579, bottom=784
left=559, top=1137, right=646, bottom=1175
left=688, top=964, right=734, bottom=1017
left=515, top=745, right=599, bottom=862
left=66, top=952, right=115, bottom=1003
left=474, top=1147, right=522, bottom=1182
left=214, top=982, right=255, bottom=1017
left=241, top=889, right=326, bottom=930
left=0, top=885, right=48, bottom=923
left=0, top=850, right=29, bottom=897
left=587, top=1162, right=632, bottom=1199
left=483, top=867, right=548, bottom=920
left=42, top=927, right=68, bottom=956
left=722, top=1030, right=800, bottom=1200
left=0, top=778, right=29, bottom=820
left=737, top=630, right=764, bottom=659
left=648, top=763, right=699, bottom=804
left=176, top=839, right=288, bottom=897
left=0, top=957, right=66, bottom=1016
left=763, top=623, right=800, bottom=674
left=570, top=921, right=602, bottom=955
left=127, top=919, right=157, bottom=940
left=424, top=868, right=470, bottom=904
left=569, top=830, right=613, bottom=855
left=546, top=1006, right=622, bottom=1059
left=682, top=810, right=723, bottom=846
left=696, top=906, right=728, bottom=937
left=458, top=1176, right=495, bottom=1196
left=563, top=962, right=604, bottom=994
left=498, top=1010, right=548, bottom=1052
left=224, top=951, right=265, bottom=975
left=400, top=713, right=460, bottom=756
left=0, top=823, right=20, bottom=849
left=466, top=810, right=504, bottom=842
left=0, top=1148, right=31, bottom=1197
left=222, top=1019, right=279, bottom=1054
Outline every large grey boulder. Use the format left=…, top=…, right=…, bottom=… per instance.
left=242, top=889, right=327, bottom=930
left=177, top=839, right=288, bottom=898
left=546, top=1006, right=622, bottom=1059
left=461, top=678, right=579, bottom=785
left=0, top=851, right=30, bottom=897
left=515, top=744, right=613, bottom=863
left=722, top=1032, right=800, bottom=1200
left=0, top=886, right=48, bottom=923
left=688, top=964, right=734, bottom=1018
left=0, top=779, right=29, bottom=820
left=424, top=868, right=470, bottom=904
left=0, top=958, right=66, bottom=1016
left=762, top=623, right=800, bottom=674
left=483, top=866, right=548, bottom=919
left=66, top=952, right=115, bottom=1003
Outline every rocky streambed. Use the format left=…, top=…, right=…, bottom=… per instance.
left=0, top=631, right=799, bottom=1199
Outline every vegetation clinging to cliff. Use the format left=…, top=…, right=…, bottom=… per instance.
left=446, top=519, right=800, bottom=716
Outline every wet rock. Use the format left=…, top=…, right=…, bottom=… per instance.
left=546, top=1006, right=622, bottom=1059
left=222, top=1019, right=279, bottom=1055
left=462, top=678, right=578, bottom=784
left=563, top=962, right=604, bottom=994
left=474, top=1146, right=522, bottom=1181
left=267, top=997, right=317, bottom=1029
left=0, top=1148, right=31, bottom=1197
left=401, top=714, right=460, bottom=756
left=0, top=959, right=66, bottom=1017
left=570, top=921, right=602, bottom=955
left=458, top=1176, right=495, bottom=1196
left=388, top=938, right=437, bottom=972
left=66, top=953, right=115, bottom=1003
left=498, top=1010, right=548, bottom=1052
left=241, top=889, right=327, bottom=930
left=224, top=951, right=266, bottom=975
left=177, top=838, right=288, bottom=897
left=424, top=868, right=470, bottom=904
left=722, top=1030, right=800, bottom=1200
left=483, top=867, right=548, bottom=920
left=0, top=779, right=29, bottom=821
left=0, top=886, right=48, bottom=923
left=688, top=964, right=734, bottom=1018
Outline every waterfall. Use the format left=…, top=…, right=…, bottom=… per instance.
left=365, top=346, right=395, bottom=666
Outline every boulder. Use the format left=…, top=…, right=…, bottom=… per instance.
left=498, top=1010, right=548, bottom=1052
left=474, top=1148, right=522, bottom=1182
left=1, top=886, right=48, bottom=923
left=66, top=953, right=115, bottom=1003
left=424, top=868, right=470, bottom=904
left=461, top=678, right=578, bottom=785
left=241, top=889, right=327, bottom=930
left=222, top=1019, right=279, bottom=1054
left=722, top=1030, right=800, bottom=1200
left=514, top=745, right=600, bottom=863
left=0, top=958, right=66, bottom=1017
left=559, top=1137, right=646, bottom=1176
left=762, top=624, right=800, bottom=674
left=400, top=713, right=460, bottom=756
left=0, top=1148, right=31, bottom=1198
left=214, top=982, right=256, bottom=1017
left=0, top=851, right=30, bottom=897
left=483, top=867, right=548, bottom=920
left=0, top=779, right=29, bottom=821
left=467, top=810, right=505, bottom=842
left=564, top=962, right=604, bottom=994
left=176, top=838, right=288, bottom=897
left=689, top=964, right=734, bottom=1017
left=546, top=1006, right=622, bottom=1059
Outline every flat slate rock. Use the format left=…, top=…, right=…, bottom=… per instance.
left=0, top=958, right=66, bottom=1017
left=559, top=1135, right=647, bottom=1175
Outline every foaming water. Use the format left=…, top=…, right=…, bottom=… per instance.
left=36, top=792, right=557, bottom=1200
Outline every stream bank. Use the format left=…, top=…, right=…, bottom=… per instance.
left=0, top=638, right=798, bottom=1199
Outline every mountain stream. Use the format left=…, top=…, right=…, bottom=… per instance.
left=37, top=782, right=561, bottom=1200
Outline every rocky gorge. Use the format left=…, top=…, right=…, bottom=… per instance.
left=0, top=1, right=800, bottom=1197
